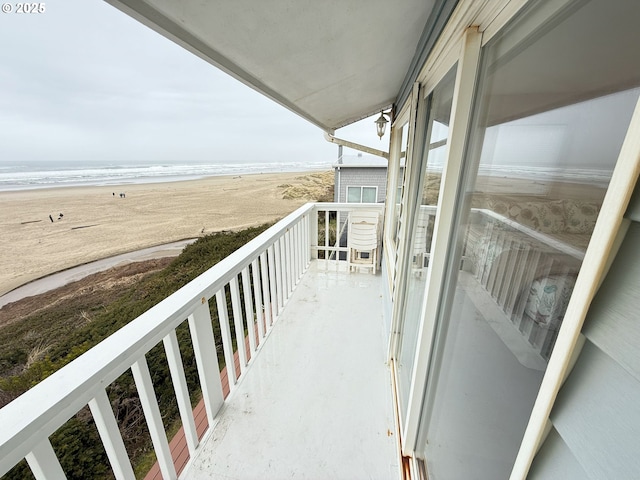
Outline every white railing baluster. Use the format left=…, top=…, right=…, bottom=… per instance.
left=292, top=226, right=297, bottom=283
left=336, top=210, right=341, bottom=263
left=25, top=439, right=66, bottom=480
left=215, top=289, right=237, bottom=386
left=285, top=233, right=292, bottom=296
left=294, top=223, right=301, bottom=282
left=276, top=233, right=287, bottom=302
left=324, top=210, right=329, bottom=256
left=162, top=329, right=199, bottom=454
left=310, top=208, right=318, bottom=260
left=299, top=220, right=305, bottom=274
left=252, top=258, right=265, bottom=341
left=241, top=267, right=257, bottom=356
left=285, top=231, right=293, bottom=297
left=131, top=357, right=177, bottom=480
left=288, top=228, right=295, bottom=286
left=89, top=390, right=136, bottom=480
left=188, top=302, right=224, bottom=426
left=301, top=215, right=306, bottom=266
left=273, top=241, right=283, bottom=315
left=300, top=221, right=304, bottom=269
left=307, top=213, right=312, bottom=265
left=229, top=276, right=248, bottom=372
left=260, top=251, right=273, bottom=330
left=282, top=235, right=291, bottom=300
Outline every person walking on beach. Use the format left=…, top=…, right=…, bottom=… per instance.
left=49, top=215, right=53, bottom=223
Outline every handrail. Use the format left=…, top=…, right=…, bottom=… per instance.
left=473, top=208, right=585, bottom=260
left=0, top=203, right=315, bottom=477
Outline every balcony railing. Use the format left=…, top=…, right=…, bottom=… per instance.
left=0, top=202, right=384, bottom=480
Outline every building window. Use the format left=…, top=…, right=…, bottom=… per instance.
left=347, top=186, right=377, bottom=203
left=420, top=0, right=640, bottom=478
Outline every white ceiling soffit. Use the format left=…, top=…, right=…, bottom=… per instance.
left=105, top=0, right=437, bottom=133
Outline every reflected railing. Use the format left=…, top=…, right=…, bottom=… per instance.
left=462, top=208, right=585, bottom=365
left=0, top=202, right=384, bottom=479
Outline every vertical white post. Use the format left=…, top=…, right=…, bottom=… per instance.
left=260, top=251, right=272, bottom=329
left=25, top=439, right=66, bottom=480
left=336, top=210, right=342, bottom=265
left=229, top=276, right=248, bottom=371
left=215, top=289, right=237, bottom=386
left=242, top=266, right=257, bottom=356
left=251, top=259, right=265, bottom=341
left=324, top=210, right=329, bottom=256
left=188, top=302, right=224, bottom=426
left=273, top=240, right=284, bottom=314
left=291, top=225, right=299, bottom=283
left=162, top=330, right=199, bottom=454
left=285, top=231, right=293, bottom=296
left=296, top=221, right=303, bottom=278
left=267, top=245, right=278, bottom=322
left=131, top=357, right=177, bottom=480
left=310, top=207, right=318, bottom=260
left=280, top=234, right=289, bottom=300
left=89, top=389, right=136, bottom=480
left=302, top=214, right=308, bottom=266
left=307, top=213, right=312, bottom=265
left=297, top=222, right=303, bottom=277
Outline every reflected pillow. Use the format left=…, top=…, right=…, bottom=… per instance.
left=563, top=200, right=600, bottom=234
left=509, top=200, right=566, bottom=234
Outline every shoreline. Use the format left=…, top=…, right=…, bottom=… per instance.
left=0, top=170, right=333, bottom=296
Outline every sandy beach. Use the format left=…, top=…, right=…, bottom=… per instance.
left=0, top=171, right=332, bottom=296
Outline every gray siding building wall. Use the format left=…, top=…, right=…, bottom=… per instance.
left=334, top=166, right=387, bottom=203
left=529, top=182, right=640, bottom=479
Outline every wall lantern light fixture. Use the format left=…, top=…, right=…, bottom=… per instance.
left=375, top=111, right=390, bottom=139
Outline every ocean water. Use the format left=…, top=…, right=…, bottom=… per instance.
left=0, top=160, right=334, bottom=192
left=0, top=160, right=611, bottom=192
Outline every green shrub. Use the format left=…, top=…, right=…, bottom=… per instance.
left=0, top=224, right=271, bottom=480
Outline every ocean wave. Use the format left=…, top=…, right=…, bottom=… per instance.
left=0, top=161, right=334, bottom=191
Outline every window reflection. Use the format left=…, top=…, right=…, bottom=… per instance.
left=421, top=0, right=640, bottom=477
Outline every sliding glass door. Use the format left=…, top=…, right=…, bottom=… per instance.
left=395, top=66, right=457, bottom=428
left=419, top=0, right=640, bottom=477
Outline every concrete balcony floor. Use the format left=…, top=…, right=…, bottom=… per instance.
left=183, top=261, right=399, bottom=479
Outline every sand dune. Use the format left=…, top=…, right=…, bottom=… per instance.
left=0, top=171, right=333, bottom=296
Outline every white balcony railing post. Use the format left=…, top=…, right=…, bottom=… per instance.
left=163, top=329, right=199, bottom=454
left=25, top=440, right=66, bottom=480
left=273, top=241, right=284, bottom=315
left=251, top=258, right=265, bottom=340
left=188, top=302, right=224, bottom=425
left=286, top=230, right=293, bottom=297
left=215, top=289, right=237, bottom=386
left=230, top=276, right=248, bottom=371
left=131, top=357, right=177, bottom=480
left=260, top=251, right=272, bottom=330
left=242, top=266, right=257, bottom=357
left=89, top=389, right=137, bottom=480
left=267, top=245, right=277, bottom=324
left=310, top=208, right=318, bottom=260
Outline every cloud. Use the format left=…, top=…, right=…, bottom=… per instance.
left=0, top=0, right=385, bottom=166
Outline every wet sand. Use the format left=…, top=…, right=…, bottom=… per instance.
left=0, top=171, right=330, bottom=296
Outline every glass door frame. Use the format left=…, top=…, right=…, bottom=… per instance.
left=388, top=27, right=484, bottom=456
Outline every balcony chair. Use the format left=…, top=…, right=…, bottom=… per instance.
left=347, top=210, right=380, bottom=274
left=412, top=207, right=433, bottom=276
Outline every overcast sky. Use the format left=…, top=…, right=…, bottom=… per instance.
left=0, top=0, right=386, bottom=165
